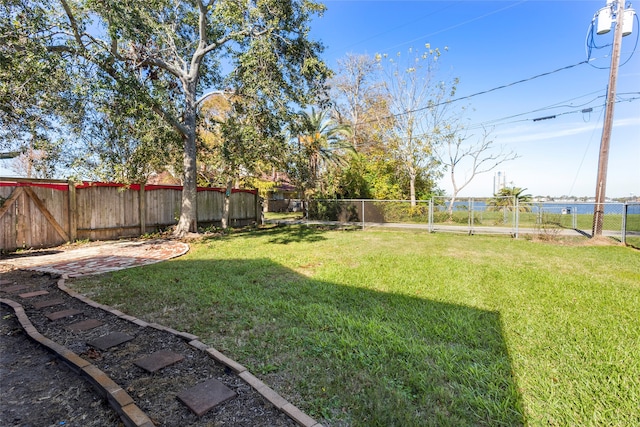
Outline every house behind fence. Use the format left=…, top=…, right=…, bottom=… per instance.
left=0, top=178, right=261, bottom=251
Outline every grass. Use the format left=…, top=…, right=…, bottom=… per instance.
left=264, top=211, right=304, bottom=221
left=71, top=226, right=640, bottom=426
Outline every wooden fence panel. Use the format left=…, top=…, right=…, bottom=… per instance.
left=27, top=186, right=70, bottom=247
left=230, top=192, right=256, bottom=223
left=76, top=185, right=141, bottom=240
left=0, top=185, right=18, bottom=250
left=145, top=188, right=182, bottom=230
left=1, top=179, right=259, bottom=251
left=198, top=190, right=224, bottom=222
left=0, top=183, right=69, bottom=250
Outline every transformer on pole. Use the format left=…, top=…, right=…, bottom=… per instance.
left=591, top=0, right=636, bottom=237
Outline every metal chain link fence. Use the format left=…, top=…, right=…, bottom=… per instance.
left=624, top=203, right=640, bottom=249
left=305, top=198, right=637, bottom=244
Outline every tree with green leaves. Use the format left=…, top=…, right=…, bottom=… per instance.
left=330, top=53, right=390, bottom=153
left=198, top=91, right=286, bottom=227
left=285, top=108, right=352, bottom=203
left=325, top=52, right=444, bottom=201
left=296, top=108, right=352, bottom=196
left=2, top=0, right=329, bottom=236
left=0, top=0, right=84, bottom=176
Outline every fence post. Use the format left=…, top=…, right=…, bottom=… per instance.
left=621, top=203, right=627, bottom=244
left=68, top=181, right=77, bottom=242
left=139, top=183, right=146, bottom=235
left=514, top=197, right=519, bottom=239
left=361, top=199, right=365, bottom=230
left=428, top=198, right=433, bottom=232
left=469, top=198, right=474, bottom=235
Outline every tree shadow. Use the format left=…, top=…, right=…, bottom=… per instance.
left=0, top=250, right=63, bottom=260
left=229, top=224, right=333, bottom=245
left=107, top=256, right=525, bottom=426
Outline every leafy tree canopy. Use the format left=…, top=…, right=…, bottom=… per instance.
left=1, top=0, right=330, bottom=235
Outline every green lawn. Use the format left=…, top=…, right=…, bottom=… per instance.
left=71, top=226, right=640, bottom=426
left=264, top=211, right=304, bottom=221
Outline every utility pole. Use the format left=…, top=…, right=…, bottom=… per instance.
left=592, top=0, right=630, bottom=237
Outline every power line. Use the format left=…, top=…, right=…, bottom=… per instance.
left=389, top=95, right=639, bottom=140
left=379, top=1, right=528, bottom=54
left=360, top=60, right=590, bottom=126
left=472, top=90, right=604, bottom=128
left=467, top=91, right=639, bottom=130
left=338, top=3, right=456, bottom=52
left=586, top=10, right=639, bottom=69
left=567, top=106, right=606, bottom=196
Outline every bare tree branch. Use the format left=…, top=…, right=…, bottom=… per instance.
left=436, top=125, right=518, bottom=218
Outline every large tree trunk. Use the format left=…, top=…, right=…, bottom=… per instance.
left=221, top=178, right=232, bottom=229
left=447, top=170, right=459, bottom=220
left=447, top=194, right=457, bottom=221
left=174, top=80, right=199, bottom=237
left=409, top=166, right=417, bottom=207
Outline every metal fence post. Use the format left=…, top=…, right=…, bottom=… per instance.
left=514, top=197, right=519, bottom=239
left=429, top=198, right=433, bottom=232
left=469, top=198, right=474, bottom=235
left=621, top=203, right=627, bottom=244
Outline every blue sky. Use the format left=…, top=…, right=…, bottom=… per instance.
left=1, top=1, right=637, bottom=198
left=310, top=0, right=640, bottom=198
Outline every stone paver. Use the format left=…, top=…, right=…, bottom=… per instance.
left=32, top=298, right=66, bottom=309
left=0, top=239, right=189, bottom=277
left=1, top=238, right=321, bottom=427
left=46, top=308, right=83, bottom=321
left=88, top=332, right=134, bottom=351
left=1, top=284, right=29, bottom=293
left=18, top=290, right=50, bottom=298
left=134, top=350, right=185, bottom=373
left=66, top=318, right=104, bottom=332
left=177, top=378, right=236, bottom=416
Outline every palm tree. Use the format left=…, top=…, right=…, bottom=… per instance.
left=488, top=186, right=532, bottom=212
left=296, top=108, right=353, bottom=195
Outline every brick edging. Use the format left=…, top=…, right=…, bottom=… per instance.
left=0, top=298, right=154, bottom=427
left=56, top=275, right=324, bottom=427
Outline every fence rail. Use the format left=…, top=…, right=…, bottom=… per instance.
left=305, top=198, right=639, bottom=246
left=1, top=178, right=260, bottom=251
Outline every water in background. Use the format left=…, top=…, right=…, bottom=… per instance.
left=446, top=200, right=624, bottom=215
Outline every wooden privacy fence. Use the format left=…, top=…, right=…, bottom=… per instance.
left=1, top=178, right=261, bottom=251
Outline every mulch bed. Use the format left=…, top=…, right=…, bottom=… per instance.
left=0, top=268, right=296, bottom=427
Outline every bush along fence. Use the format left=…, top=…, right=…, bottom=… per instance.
left=0, top=178, right=261, bottom=251
left=305, top=198, right=640, bottom=245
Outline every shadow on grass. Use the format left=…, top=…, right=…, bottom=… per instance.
left=82, top=257, right=525, bottom=427
left=228, top=224, right=335, bottom=245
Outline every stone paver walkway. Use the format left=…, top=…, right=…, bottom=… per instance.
left=1, top=239, right=323, bottom=427
left=0, top=239, right=189, bottom=277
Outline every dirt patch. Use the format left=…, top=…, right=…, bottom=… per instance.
left=579, top=236, right=624, bottom=246
left=524, top=233, right=624, bottom=247
left=0, top=268, right=297, bottom=427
